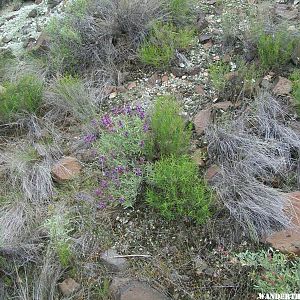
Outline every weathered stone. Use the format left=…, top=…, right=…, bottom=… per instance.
left=51, top=156, right=81, bottom=182
left=110, top=278, right=170, bottom=300
left=193, top=109, right=211, bottom=135
left=109, top=92, right=117, bottom=99
left=35, top=0, right=43, bottom=4
left=212, top=101, right=233, bottom=111
left=195, top=85, right=205, bottom=95
left=47, top=0, right=63, bottom=9
left=196, top=12, right=209, bottom=32
left=205, top=164, right=220, bottom=181
left=116, top=86, right=127, bottom=93
left=127, top=81, right=137, bottom=90
left=170, top=67, right=186, bottom=77
left=27, top=33, right=50, bottom=53
left=187, top=66, right=201, bottom=76
left=275, top=4, right=299, bottom=20
left=100, top=249, right=128, bottom=272
left=272, top=76, right=292, bottom=96
left=147, top=72, right=161, bottom=86
left=161, top=75, right=169, bottom=83
left=58, top=278, right=80, bottom=297
left=266, top=192, right=300, bottom=255
left=28, top=8, right=38, bottom=18
left=199, top=34, right=212, bottom=44
left=203, top=40, right=213, bottom=49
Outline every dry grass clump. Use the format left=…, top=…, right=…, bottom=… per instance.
left=47, top=0, right=166, bottom=78
left=206, top=92, right=300, bottom=239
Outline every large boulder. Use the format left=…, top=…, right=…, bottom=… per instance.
left=51, top=156, right=81, bottom=182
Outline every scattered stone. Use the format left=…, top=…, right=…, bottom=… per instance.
left=116, top=86, right=127, bottom=93
left=6, top=14, right=17, bottom=21
left=110, top=278, right=170, bottom=300
left=58, top=278, right=80, bottom=297
left=275, top=4, right=299, bottom=20
left=187, top=66, right=201, bottom=76
left=195, top=85, right=205, bottom=95
left=205, top=164, right=220, bottom=181
left=212, top=101, right=233, bottom=111
left=203, top=40, right=213, bottom=49
left=28, top=8, right=38, bottom=18
left=109, top=92, right=118, bottom=99
left=100, top=248, right=129, bottom=272
left=2, top=35, right=12, bottom=43
left=193, top=109, right=211, bottom=135
left=127, top=82, right=137, bottom=90
left=23, top=37, right=36, bottom=49
left=104, top=85, right=117, bottom=96
left=161, top=75, right=169, bottom=83
left=27, top=33, right=50, bottom=53
left=266, top=192, right=300, bottom=255
left=51, top=156, right=82, bottom=182
left=147, top=72, right=161, bottom=86
left=192, top=149, right=206, bottom=167
left=47, top=0, right=63, bottom=9
left=35, top=0, right=43, bottom=4
left=272, top=76, right=292, bottom=96
left=199, top=34, right=212, bottom=44
left=171, top=67, right=186, bottom=77
left=196, top=12, right=209, bottom=32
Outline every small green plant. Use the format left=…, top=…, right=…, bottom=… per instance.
left=146, top=155, right=212, bottom=223
left=290, top=69, right=300, bottom=113
left=209, top=62, right=231, bottom=92
left=237, top=249, right=300, bottom=293
left=169, top=0, right=191, bottom=24
left=95, top=278, right=111, bottom=300
left=0, top=75, right=43, bottom=122
left=258, top=30, right=295, bottom=70
left=138, top=22, right=195, bottom=67
left=146, top=95, right=192, bottom=158
left=89, top=105, right=149, bottom=208
left=44, top=210, right=73, bottom=267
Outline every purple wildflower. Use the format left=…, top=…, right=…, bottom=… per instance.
left=124, top=105, right=132, bottom=116
left=99, top=155, right=106, bottom=164
left=95, top=188, right=102, bottom=197
left=116, top=165, right=125, bottom=174
left=97, top=201, right=106, bottom=209
left=108, top=195, right=115, bottom=202
left=136, top=105, right=145, bottom=119
left=143, top=122, right=149, bottom=132
left=119, top=197, right=125, bottom=204
left=83, top=133, right=97, bottom=144
left=139, top=140, right=145, bottom=148
left=101, top=114, right=114, bottom=129
left=100, top=180, right=109, bottom=189
left=134, top=168, right=142, bottom=176
left=118, top=120, right=124, bottom=128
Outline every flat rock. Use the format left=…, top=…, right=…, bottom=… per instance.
left=51, top=156, right=81, bottom=182
left=100, top=248, right=128, bottom=272
left=272, top=76, right=292, bottom=96
left=275, top=4, right=299, bottom=20
left=196, top=12, right=209, bottom=32
left=58, top=278, right=80, bottom=297
left=193, top=109, right=211, bottom=135
left=110, top=278, right=170, bottom=300
left=266, top=191, right=300, bottom=255
left=199, top=34, right=212, bottom=44
left=195, top=85, right=205, bottom=95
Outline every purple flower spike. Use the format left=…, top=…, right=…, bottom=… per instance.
left=99, top=155, right=106, bottom=164
left=97, top=201, right=106, bottom=209
left=118, top=120, right=124, bottom=128
left=139, top=140, right=145, bottom=148
left=101, top=114, right=113, bottom=129
left=143, top=122, right=149, bottom=132
left=119, top=197, right=125, bottom=204
left=100, top=180, right=109, bottom=189
left=95, top=188, right=102, bottom=196
left=83, top=133, right=97, bottom=144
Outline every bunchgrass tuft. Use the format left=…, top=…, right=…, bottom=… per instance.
left=146, top=155, right=212, bottom=223
left=146, top=95, right=192, bottom=158
left=0, top=75, right=43, bottom=123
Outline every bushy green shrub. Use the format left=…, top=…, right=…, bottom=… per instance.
left=208, top=62, right=231, bottom=92
left=258, top=31, right=295, bottom=70
left=138, top=22, right=195, bottom=67
left=290, top=70, right=300, bottom=114
left=146, top=155, right=212, bottom=223
left=237, top=249, right=300, bottom=293
left=169, top=0, right=191, bottom=25
left=146, top=95, right=192, bottom=158
left=0, top=75, right=43, bottom=122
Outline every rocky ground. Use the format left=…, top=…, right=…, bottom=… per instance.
left=1, top=0, right=300, bottom=299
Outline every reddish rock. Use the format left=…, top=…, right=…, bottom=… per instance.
left=58, top=278, right=80, bottom=297
left=127, top=82, right=137, bottom=90
left=203, top=40, right=213, bottom=49
left=187, top=66, right=201, bottom=76
left=161, top=75, right=169, bottom=83
left=104, top=85, right=117, bottom=96
left=27, top=33, right=50, bottom=53
left=147, top=73, right=161, bottom=86
left=110, top=278, right=169, bottom=300
left=193, top=109, right=211, bottom=135
left=272, top=76, right=292, bottom=96
left=212, top=101, right=233, bottom=111
left=51, top=157, right=81, bottom=182
left=266, top=192, right=300, bottom=255
left=195, top=85, right=205, bottom=95
left=205, top=164, right=220, bottom=181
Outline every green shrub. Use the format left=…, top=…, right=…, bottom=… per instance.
left=0, top=75, right=43, bottom=122
left=146, top=155, right=212, bottom=223
left=138, top=22, right=195, bottom=67
left=290, top=70, right=300, bottom=113
left=209, top=62, right=231, bottom=92
left=237, top=249, right=300, bottom=293
left=169, top=0, right=191, bottom=24
left=44, top=210, right=73, bottom=267
left=146, top=95, right=192, bottom=158
left=258, top=31, right=295, bottom=70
